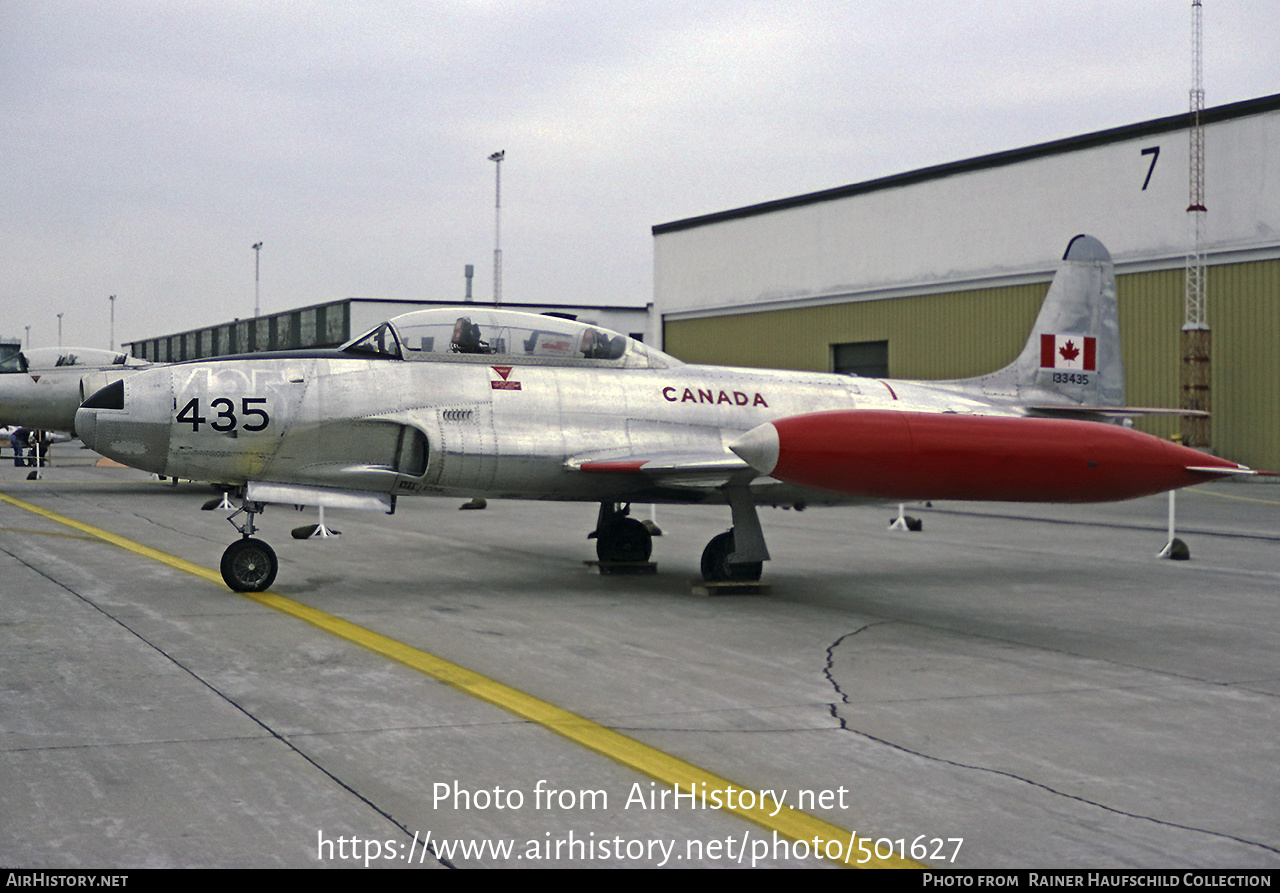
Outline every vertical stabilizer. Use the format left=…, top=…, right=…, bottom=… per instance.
left=962, top=234, right=1123, bottom=408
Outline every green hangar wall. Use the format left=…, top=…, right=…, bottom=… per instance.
left=663, top=258, right=1280, bottom=472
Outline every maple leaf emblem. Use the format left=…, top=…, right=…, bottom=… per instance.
left=1058, top=340, right=1080, bottom=362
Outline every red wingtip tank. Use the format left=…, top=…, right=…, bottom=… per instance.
left=730, top=410, right=1255, bottom=503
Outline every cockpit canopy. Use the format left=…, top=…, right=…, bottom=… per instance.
left=341, top=309, right=674, bottom=369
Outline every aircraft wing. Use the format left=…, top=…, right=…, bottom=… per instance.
left=568, top=451, right=757, bottom=487
left=245, top=481, right=395, bottom=512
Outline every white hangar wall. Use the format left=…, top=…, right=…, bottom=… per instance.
left=654, top=94, right=1280, bottom=321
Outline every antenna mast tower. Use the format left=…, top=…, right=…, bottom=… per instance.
left=489, top=150, right=505, bottom=305
left=1181, top=0, right=1211, bottom=448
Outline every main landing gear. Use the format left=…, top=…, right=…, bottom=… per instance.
left=590, top=502, right=653, bottom=563
left=221, top=502, right=278, bottom=592
left=700, top=530, right=763, bottom=582
left=697, top=487, right=771, bottom=582
left=592, top=493, right=771, bottom=583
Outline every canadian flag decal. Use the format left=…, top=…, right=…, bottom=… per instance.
left=1040, top=334, right=1096, bottom=371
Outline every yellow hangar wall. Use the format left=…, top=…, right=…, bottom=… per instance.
left=662, top=257, right=1280, bottom=472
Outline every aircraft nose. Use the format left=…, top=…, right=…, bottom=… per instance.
left=76, top=380, right=124, bottom=449
left=75, top=376, right=172, bottom=475
left=75, top=406, right=96, bottom=448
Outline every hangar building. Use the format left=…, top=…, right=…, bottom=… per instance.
left=124, top=298, right=650, bottom=364
left=654, top=94, right=1280, bottom=471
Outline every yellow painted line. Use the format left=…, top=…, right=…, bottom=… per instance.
left=0, top=490, right=920, bottom=868
left=0, top=491, right=227, bottom=584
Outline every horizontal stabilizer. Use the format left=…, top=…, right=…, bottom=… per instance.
left=1030, top=404, right=1210, bottom=418
left=1185, top=465, right=1267, bottom=476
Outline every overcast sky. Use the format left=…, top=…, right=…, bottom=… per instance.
left=3, top=1, right=1277, bottom=351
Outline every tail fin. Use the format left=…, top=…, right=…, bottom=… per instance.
left=961, top=234, right=1123, bottom=409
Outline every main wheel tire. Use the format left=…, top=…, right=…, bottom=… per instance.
left=220, top=538, right=278, bottom=592
left=596, top=517, right=653, bottom=563
left=700, top=530, right=763, bottom=582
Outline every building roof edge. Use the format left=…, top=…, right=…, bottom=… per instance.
left=652, top=93, right=1280, bottom=236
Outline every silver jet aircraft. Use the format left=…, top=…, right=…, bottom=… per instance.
left=74, top=235, right=1253, bottom=592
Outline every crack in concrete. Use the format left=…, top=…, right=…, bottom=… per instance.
left=823, top=624, right=1280, bottom=859
left=823, top=589, right=1280, bottom=702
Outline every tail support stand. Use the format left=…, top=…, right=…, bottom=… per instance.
left=292, top=505, right=340, bottom=539
left=25, top=433, right=43, bottom=481
left=888, top=503, right=923, bottom=532
left=1157, top=490, right=1190, bottom=560
left=311, top=505, right=337, bottom=538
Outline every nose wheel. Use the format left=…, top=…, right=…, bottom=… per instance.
left=220, top=501, right=278, bottom=592
left=220, top=537, right=279, bottom=592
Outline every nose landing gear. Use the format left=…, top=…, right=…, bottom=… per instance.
left=221, top=537, right=278, bottom=592
left=220, top=502, right=279, bottom=592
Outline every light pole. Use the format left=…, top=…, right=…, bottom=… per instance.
left=252, top=242, right=263, bottom=318
left=108, top=295, right=116, bottom=350
left=24, top=326, right=30, bottom=350
left=489, top=151, right=504, bottom=304
left=57, top=313, right=63, bottom=348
